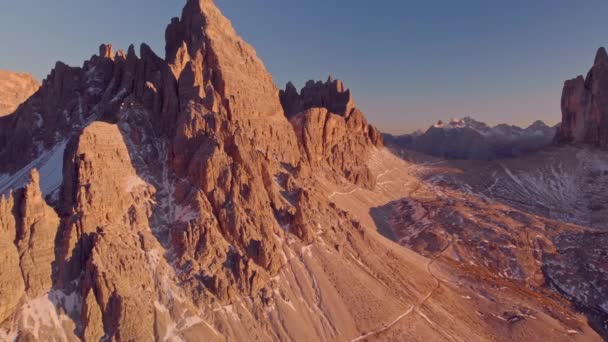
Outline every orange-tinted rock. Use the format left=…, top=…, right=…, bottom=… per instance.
left=165, top=0, right=284, bottom=119
left=0, top=193, right=25, bottom=324
left=0, top=170, right=59, bottom=322
left=0, top=70, right=39, bottom=117
left=14, top=170, right=59, bottom=298
left=281, top=79, right=383, bottom=188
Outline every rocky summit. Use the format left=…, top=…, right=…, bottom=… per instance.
left=556, top=47, right=608, bottom=147
left=0, top=0, right=607, bottom=341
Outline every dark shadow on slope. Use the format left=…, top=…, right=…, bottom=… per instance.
left=115, top=104, right=176, bottom=250
left=369, top=205, right=398, bottom=242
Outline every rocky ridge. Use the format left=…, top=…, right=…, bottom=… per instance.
left=280, top=78, right=383, bottom=188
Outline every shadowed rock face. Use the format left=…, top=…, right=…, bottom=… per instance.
left=556, top=47, right=608, bottom=147
left=280, top=77, right=355, bottom=118
left=0, top=70, right=39, bottom=117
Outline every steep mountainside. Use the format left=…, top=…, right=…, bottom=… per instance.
left=0, top=1, right=604, bottom=341
left=0, top=70, right=39, bottom=116
left=386, top=117, right=556, bottom=160
left=328, top=147, right=608, bottom=339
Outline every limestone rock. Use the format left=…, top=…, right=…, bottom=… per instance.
left=165, top=0, right=284, bottom=119
left=14, top=170, right=59, bottom=298
left=281, top=79, right=383, bottom=188
left=0, top=194, right=24, bottom=324
left=556, top=47, right=608, bottom=147
left=0, top=169, right=59, bottom=323
left=0, top=70, right=39, bottom=117
left=280, top=77, right=355, bottom=118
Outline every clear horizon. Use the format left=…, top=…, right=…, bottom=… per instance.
left=1, top=0, right=606, bottom=134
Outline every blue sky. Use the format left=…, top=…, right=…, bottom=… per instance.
left=1, top=0, right=607, bottom=133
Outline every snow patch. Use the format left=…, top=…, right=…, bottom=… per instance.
left=0, top=140, right=68, bottom=197
left=0, top=328, right=17, bottom=342
left=34, top=112, right=44, bottom=128
left=173, top=204, right=199, bottom=223
left=11, top=290, right=81, bottom=341
left=301, top=244, right=313, bottom=258
left=124, top=175, right=147, bottom=192
left=111, top=88, right=128, bottom=104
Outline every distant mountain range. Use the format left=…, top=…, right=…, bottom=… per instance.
left=384, top=117, right=557, bottom=160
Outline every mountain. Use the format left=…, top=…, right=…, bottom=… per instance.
left=0, top=1, right=605, bottom=341
left=556, top=47, right=608, bottom=147
left=280, top=78, right=383, bottom=188
left=0, top=70, right=39, bottom=116
left=385, top=117, right=557, bottom=160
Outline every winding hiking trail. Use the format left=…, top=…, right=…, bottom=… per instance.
left=350, top=242, right=454, bottom=342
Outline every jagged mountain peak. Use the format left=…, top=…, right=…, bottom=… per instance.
left=556, top=46, right=608, bottom=146
left=594, top=46, right=608, bottom=66
left=433, top=116, right=490, bottom=131
left=165, top=0, right=282, bottom=119
left=280, top=76, right=355, bottom=118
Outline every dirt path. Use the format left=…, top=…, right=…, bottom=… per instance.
left=349, top=242, right=454, bottom=342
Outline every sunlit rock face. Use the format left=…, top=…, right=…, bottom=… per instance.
left=0, top=70, right=39, bottom=117
left=280, top=78, right=383, bottom=188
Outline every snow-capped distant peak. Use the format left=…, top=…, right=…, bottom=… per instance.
left=429, top=117, right=555, bottom=140
left=432, top=117, right=493, bottom=136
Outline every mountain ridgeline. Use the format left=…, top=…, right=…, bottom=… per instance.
left=0, top=0, right=607, bottom=340
left=385, top=117, right=557, bottom=160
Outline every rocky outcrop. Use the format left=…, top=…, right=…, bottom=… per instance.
left=0, top=170, right=58, bottom=322
left=280, top=77, right=355, bottom=118
left=14, top=170, right=60, bottom=298
left=556, top=47, right=608, bottom=147
left=280, top=78, right=383, bottom=188
left=0, top=70, right=39, bottom=117
left=0, top=194, right=24, bottom=324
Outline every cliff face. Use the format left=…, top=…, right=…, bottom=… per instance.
left=0, top=170, right=58, bottom=323
left=556, top=47, right=608, bottom=147
left=0, top=70, right=39, bottom=117
left=280, top=78, right=383, bottom=188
